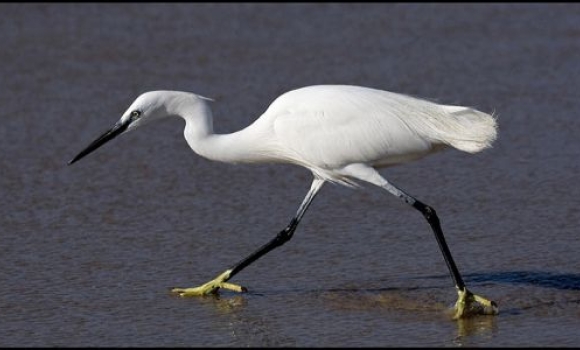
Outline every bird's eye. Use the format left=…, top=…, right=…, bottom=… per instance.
left=130, top=110, right=141, bottom=119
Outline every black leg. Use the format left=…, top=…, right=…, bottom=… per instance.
left=411, top=200, right=466, bottom=291
left=228, top=217, right=299, bottom=277
left=225, top=178, right=325, bottom=281
left=171, top=178, right=325, bottom=296
left=375, top=177, right=497, bottom=318
left=376, top=177, right=466, bottom=291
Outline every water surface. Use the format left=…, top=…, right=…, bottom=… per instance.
left=1, top=3, right=580, bottom=347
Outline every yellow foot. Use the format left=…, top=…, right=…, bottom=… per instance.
left=452, top=288, right=499, bottom=320
left=171, top=270, right=248, bottom=297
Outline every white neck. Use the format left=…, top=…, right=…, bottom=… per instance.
left=179, top=100, right=277, bottom=164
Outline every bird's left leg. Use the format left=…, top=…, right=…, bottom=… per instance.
left=342, top=164, right=498, bottom=319
left=410, top=201, right=498, bottom=319
left=172, top=178, right=325, bottom=297
left=389, top=185, right=498, bottom=319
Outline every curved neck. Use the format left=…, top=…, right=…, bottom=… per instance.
left=180, top=104, right=276, bottom=164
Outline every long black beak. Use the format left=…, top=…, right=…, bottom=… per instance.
left=68, top=119, right=130, bottom=165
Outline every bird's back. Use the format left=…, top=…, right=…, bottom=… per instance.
left=254, top=85, right=497, bottom=171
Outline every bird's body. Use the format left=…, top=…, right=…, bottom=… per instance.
left=69, top=84, right=499, bottom=319
left=136, top=85, right=496, bottom=186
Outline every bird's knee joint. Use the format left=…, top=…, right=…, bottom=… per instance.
left=424, top=205, right=436, bottom=218
left=415, top=202, right=437, bottom=220
left=274, top=227, right=294, bottom=245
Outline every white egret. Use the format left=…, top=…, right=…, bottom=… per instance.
left=68, top=85, right=499, bottom=319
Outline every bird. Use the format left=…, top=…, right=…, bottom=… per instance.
left=68, top=84, right=499, bottom=319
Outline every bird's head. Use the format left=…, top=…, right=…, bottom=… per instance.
left=68, top=91, right=212, bottom=165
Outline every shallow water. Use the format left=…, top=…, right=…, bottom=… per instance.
left=1, top=3, right=580, bottom=347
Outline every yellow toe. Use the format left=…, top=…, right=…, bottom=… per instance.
left=219, top=282, right=248, bottom=293
left=170, top=269, right=248, bottom=297
left=171, top=284, right=218, bottom=297
left=452, top=288, right=498, bottom=320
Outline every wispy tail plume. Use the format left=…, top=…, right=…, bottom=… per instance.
left=435, top=105, right=498, bottom=153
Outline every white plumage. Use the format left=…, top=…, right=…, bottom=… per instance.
left=263, top=85, right=496, bottom=177
left=69, top=84, right=499, bottom=319
left=121, top=85, right=496, bottom=185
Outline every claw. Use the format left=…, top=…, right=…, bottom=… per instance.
left=170, top=269, right=248, bottom=297
left=452, top=287, right=499, bottom=319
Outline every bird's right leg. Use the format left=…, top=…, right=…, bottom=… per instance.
left=171, top=178, right=325, bottom=297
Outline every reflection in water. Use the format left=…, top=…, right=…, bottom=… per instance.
left=186, top=293, right=296, bottom=346
left=454, top=316, right=498, bottom=346
left=184, top=293, right=248, bottom=314
left=174, top=285, right=503, bottom=346
left=318, top=286, right=500, bottom=347
left=211, top=295, right=248, bottom=313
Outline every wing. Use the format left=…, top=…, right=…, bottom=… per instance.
left=268, top=85, right=444, bottom=170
